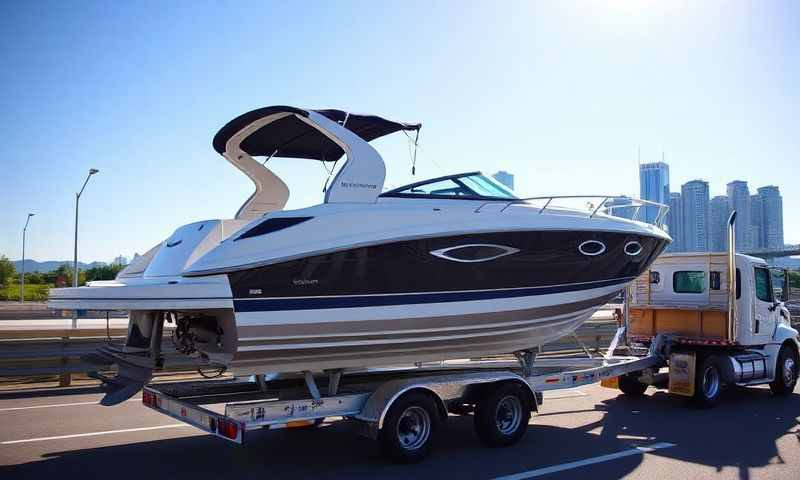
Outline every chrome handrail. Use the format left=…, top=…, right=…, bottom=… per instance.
left=478, top=195, right=669, bottom=228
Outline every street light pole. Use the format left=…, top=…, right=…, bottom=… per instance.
left=21, top=213, right=34, bottom=303
left=72, top=168, right=99, bottom=327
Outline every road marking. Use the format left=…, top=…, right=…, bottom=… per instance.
left=493, top=442, right=677, bottom=479
left=1, top=424, right=189, bottom=445
left=0, top=398, right=140, bottom=412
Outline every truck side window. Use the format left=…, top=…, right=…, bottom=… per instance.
left=754, top=267, right=773, bottom=303
left=709, top=271, right=721, bottom=290
left=673, top=271, right=705, bottom=293
left=736, top=268, right=741, bottom=299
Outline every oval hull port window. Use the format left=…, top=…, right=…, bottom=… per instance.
left=166, top=239, right=182, bottom=248
left=578, top=240, right=606, bottom=256
left=624, top=241, right=643, bottom=256
left=430, top=244, right=520, bottom=263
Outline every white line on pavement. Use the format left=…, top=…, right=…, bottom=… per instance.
left=492, top=442, right=677, bottom=480
left=1, top=424, right=189, bottom=445
left=0, top=398, right=140, bottom=412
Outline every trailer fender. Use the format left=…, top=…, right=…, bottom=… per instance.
left=354, top=371, right=533, bottom=432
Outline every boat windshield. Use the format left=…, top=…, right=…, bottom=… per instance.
left=381, top=172, right=518, bottom=200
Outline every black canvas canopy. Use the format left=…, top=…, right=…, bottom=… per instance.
left=212, top=106, right=421, bottom=161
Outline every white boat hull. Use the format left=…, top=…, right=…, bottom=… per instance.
left=227, top=283, right=623, bottom=374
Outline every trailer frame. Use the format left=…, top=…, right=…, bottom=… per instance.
left=140, top=332, right=667, bottom=454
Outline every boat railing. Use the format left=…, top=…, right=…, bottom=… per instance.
left=476, top=195, right=669, bottom=227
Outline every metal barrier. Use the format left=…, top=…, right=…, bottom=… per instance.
left=0, top=308, right=621, bottom=386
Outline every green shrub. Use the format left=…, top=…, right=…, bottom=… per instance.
left=0, top=284, right=51, bottom=302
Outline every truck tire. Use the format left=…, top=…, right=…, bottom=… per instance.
left=618, top=373, right=648, bottom=396
left=693, top=355, right=723, bottom=408
left=770, top=345, right=799, bottom=396
left=378, top=391, right=441, bottom=464
left=474, top=382, right=532, bottom=447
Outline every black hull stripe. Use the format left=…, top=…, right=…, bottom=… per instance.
left=233, top=277, right=630, bottom=312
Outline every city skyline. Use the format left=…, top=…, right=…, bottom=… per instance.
left=1, top=2, right=798, bottom=262
left=638, top=159, right=786, bottom=253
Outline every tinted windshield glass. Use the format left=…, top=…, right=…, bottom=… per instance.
left=384, top=173, right=517, bottom=200
left=459, top=175, right=516, bottom=198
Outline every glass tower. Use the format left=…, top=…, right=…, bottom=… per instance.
left=639, top=162, right=670, bottom=224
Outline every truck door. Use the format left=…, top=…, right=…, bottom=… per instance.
left=752, top=266, right=778, bottom=341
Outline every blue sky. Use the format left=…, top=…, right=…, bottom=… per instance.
left=1, top=1, right=798, bottom=262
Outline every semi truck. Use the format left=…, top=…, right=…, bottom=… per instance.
left=605, top=212, right=799, bottom=407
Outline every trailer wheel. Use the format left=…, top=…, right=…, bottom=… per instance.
left=378, top=391, right=440, bottom=464
left=474, top=382, right=532, bottom=447
left=618, top=373, right=648, bottom=397
left=693, top=356, right=723, bottom=408
left=769, top=345, right=798, bottom=396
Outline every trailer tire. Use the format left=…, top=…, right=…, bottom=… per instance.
left=693, top=355, right=723, bottom=408
left=769, top=344, right=798, bottom=396
left=474, top=382, right=532, bottom=447
left=618, top=373, right=648, bottom=396
left=379, top=391, right=440, bottom=464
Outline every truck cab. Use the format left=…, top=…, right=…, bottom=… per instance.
left=625, top=251, right=799, bottom=406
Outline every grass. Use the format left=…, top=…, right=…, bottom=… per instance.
left=0, top=284, right=51, bottom=302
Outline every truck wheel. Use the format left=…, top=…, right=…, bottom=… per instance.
left=770, top=345, right=799, bottom=396
left=474, top=382, right=532, bottom=447
left=693, top=356, right=723, bottom=408
left=378, top=391, right=440, bottom=464
left=618, top=373, right=648, bottom=396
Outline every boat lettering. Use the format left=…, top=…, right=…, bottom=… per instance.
left=293, top=279, right=318, bottom=286
left=340, top=181, right=377, bottom=190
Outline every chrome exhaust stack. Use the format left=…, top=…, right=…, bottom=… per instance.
left=727, top=211, right=737, bottom=344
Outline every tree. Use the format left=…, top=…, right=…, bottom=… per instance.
left=790, top=271, right=800, bottom=293
left=84, top=263, right=124, bottom=282
left=24, top=271, right=44, bottom=284
left=0, top=255, right=16, bottom=287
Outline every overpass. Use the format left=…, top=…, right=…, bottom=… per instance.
left=745, top=244, right=800, bottom=260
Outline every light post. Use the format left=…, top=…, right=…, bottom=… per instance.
left=20, top=213, right=34, bottom=303
left=72, top=168, right=99, bottom=327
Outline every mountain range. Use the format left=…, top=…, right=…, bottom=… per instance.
left=12, top=259, right=109, bottom=273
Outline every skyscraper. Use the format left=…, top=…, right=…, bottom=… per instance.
left=726, top=181, right=751, bottom=251
left=604, top=197, right=635, bottom=220
left=750, top=194, right=763, bottom=249
left=639, top=162, right=670, bottom=224
left=758, top=186, right=784, bottom=249
left=709, top=195, right=730, bottom=252
left=681, top=180, right=710, bottom=252
left=492, top=171, right=514, bottom=190
left=666, top=192, right=683, bottom=252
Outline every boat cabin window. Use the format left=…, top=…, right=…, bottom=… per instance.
left=673, top=271, right=705, bottom=294
left=754, top=267, right=773, bottom=302
left=381, top=172, right=517, bottom=201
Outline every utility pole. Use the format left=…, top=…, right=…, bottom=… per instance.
left=20, top=213, right=34, bottom=303
left=72, top=168, right=99, bottom=327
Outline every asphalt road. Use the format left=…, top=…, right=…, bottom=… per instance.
left=1, top=382, right=798, bottom=480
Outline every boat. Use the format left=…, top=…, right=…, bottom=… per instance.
left=48, top=106, right=671, bottom=405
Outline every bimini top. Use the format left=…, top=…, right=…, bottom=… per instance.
left=212, top=106, right=421, bottom=161
left=213, top=106, right=421, bottom=220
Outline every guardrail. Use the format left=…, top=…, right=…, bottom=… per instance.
left=0, top=307, right=622, bottom=387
